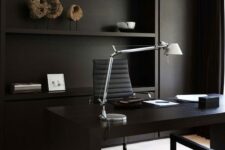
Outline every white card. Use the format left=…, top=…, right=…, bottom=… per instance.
left=47, top=74, right=66, bottom=92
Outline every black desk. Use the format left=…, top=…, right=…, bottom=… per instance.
left=46, top=95, right=225, bottom=150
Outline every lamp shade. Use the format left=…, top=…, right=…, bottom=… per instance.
left=164, top=43, right=183, bottom=55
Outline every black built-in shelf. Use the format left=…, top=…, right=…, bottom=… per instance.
left=1, top=0, right=159, bottom=149
left=1, top=0, right=158, bottom=100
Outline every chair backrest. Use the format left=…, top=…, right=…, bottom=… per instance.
left=93, top=59, right=134, bottom=102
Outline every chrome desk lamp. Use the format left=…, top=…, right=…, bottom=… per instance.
left=98, top=41, right=182, bottom=122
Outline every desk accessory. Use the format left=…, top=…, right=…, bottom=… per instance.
left=119, top=97, right=143, bottom=104
left=144, top=100, right=179, bottom=106
left=176, top=94, right=208, bottom=102
left=155, top=100, right=169, bottom=103
left=47, top=74, right=66, bottom=92
left=199, top=96, right=219, bottom=109
left=11, top=83, right=42, bottom=94
left=98, top=41, right=182, bottom=121
left=111, top=97, right=143, bottom=109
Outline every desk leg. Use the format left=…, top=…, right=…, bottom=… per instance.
left=210, top=123, right=225, bottom=150
left=89, top=130, right=102, bottom=150
left=46, top=111, right=101, bottom=150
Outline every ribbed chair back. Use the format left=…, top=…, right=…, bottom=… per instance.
left=93, top=59, right=134, bottom=102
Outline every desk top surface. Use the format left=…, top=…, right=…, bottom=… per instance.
left=47, top=95, right=225, bottom=134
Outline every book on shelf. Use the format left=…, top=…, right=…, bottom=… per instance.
left=11, top=83, right=42, bottom=94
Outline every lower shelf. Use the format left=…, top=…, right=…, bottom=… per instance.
left=3, top=86, right=156, bottom=101
left=3, top=87, right=93, bottom=101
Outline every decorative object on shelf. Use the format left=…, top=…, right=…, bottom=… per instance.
left=117, top=21, right=136, bottom=32
left=47, top=74, right=66, bottom=92
left=99, top=41, right=182, bottom=122
left=46, top=0, right=63, bottom=19
left=67, top=4, right=83, bottom=22
left=27, top=0, right=63, bottom=19
left=11, top=83, right=42, bottom=94
left=27, top=0, right=49, bottom=19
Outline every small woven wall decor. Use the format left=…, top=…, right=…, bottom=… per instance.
left=67, top=4, right=83, bottom=22
left=27, top=0, right=49, bottom=19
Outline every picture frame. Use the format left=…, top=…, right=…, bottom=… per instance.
left=47, top=74, right=66, bottom=92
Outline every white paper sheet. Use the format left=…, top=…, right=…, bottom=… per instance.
left=144, top=100, right=179, bottom=106
left=176, top=94, right=207, bottom=102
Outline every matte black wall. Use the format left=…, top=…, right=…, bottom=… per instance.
left=159, top=0, right=197, bottom=98
left=0, top=0, right=4, bottom=149
left=0, top=102, right=3, bottom=150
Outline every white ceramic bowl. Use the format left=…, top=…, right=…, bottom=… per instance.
left=117, top=22, right=136, bottom=30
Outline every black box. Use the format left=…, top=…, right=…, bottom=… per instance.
left=198, top=96, right=219, bottom=109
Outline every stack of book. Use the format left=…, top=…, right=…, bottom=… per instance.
left=11, top=83, right=42, bottom=94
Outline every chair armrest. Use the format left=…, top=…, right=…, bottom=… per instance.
left=134, top=92, right=154, bottom=99
left=88, top=96, right=94, bottom=104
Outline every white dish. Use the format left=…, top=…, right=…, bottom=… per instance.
left=117, top=22, right=136, bottom=30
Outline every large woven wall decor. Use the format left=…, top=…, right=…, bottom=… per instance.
left=27, top=0, right=63, bottom=19
left=46, top=0, right=63, bottom=19
left=67, top=4, right=83, bottom=22
left=27, top=0, right=49, bottom=19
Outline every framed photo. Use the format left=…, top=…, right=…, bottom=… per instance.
left=47, top=74, right=66, bottom=92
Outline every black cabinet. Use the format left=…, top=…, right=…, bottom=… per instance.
left=4, top=97, right=89, bottom=150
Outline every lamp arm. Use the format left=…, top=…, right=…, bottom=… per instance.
left=111, top=43, right=168, bottom=57
left=98, top=56, right=113, bottom=119
left=102, top=56, right=114, bottom=104
left=116, top=46, right=157, bottom=54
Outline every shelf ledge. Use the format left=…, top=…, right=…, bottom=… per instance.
left=6, top=29, right=156, bottom=38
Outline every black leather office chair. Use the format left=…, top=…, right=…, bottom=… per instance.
left=170, top=134, right=213, bottom=150
left=93, top=59, right=134, bottom=102
left=93, top=59, right=136, bottom=150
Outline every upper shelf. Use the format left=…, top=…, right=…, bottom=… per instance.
left=6, top=29, right=156, bottom=38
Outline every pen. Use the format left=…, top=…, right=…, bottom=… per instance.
left=155, top=101, right=169, bottom=103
